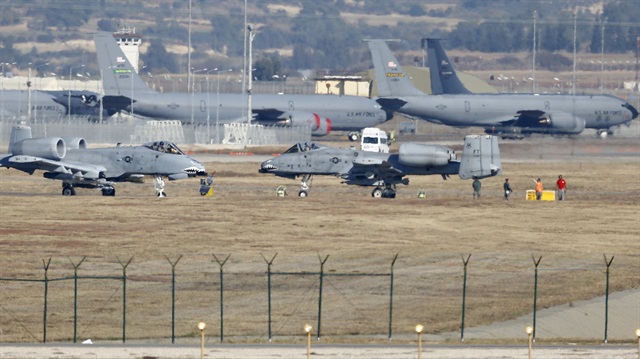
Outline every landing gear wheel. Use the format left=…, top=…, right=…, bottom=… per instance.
left=62, top=185, right=76, bottom=196
left=348, top=132, right=359, bottom=142
left=157, top=191, right=167, bottom=198
left=298, top=174, right=312, bottom=198
left=101, top=186, right=116, bottom=196
left=371, top=188, right=383, bottom=198
left=382, top=188, right=396, bottom=198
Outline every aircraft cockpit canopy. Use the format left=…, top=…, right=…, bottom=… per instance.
left=144, top=141, right=185, bottom=155
left=283, top=142, right=324, bottom=154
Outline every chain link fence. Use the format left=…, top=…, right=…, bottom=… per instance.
left=0, top=255, right=637, bottom=343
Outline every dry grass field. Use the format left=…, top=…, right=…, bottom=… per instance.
left=0, top=137, right=638, bottom=343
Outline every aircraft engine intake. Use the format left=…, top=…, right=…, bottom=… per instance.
left=398, top=143, right=454, bottom=167
left=281, top=112, right=332, bottom=136
left=63, top=137, right=88, bottom=150
left=540, top=112, right=585, bottom=134
left=11, top=138, right=66, bottom=160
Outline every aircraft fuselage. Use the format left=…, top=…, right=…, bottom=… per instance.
left=397, top=93, right=635, bottom=130
left=120, top=92, right=389, bottom=131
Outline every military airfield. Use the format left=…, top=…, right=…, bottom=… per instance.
left=0, top=129, right=638, bottom=358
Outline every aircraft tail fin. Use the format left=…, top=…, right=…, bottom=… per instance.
left=94, top=31, right=154, bottom=97
left=8, top=124, right=32, bottom=153
left=365, top=39, right=425, bottom=97
left=425, top=39, right=471, bottom=95
left=458, top=135, right=502, bottom=180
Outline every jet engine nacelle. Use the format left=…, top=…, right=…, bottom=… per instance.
left=398, top=143, right=455, bottom=167
left=282, top=112, right=332, bottom=136
left=63, top=137, right=88, bottom=150
left=540, top=112, right=585, bottom=134
left=11, top=137, right=66, bottom=160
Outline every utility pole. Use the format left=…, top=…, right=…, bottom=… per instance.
left=532, top=10, right=537, bottom=93
left=247, top=25, right=255, bottom=126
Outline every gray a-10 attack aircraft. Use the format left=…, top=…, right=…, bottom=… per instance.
left=0, top=124, right=206, bottom=196
left=367, top=39, right=638, bottom=139
left=95, top=32, right=391, bottom=139
left=259, top=135, right=501, bottom=198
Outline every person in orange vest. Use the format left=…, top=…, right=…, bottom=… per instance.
left=534, top=178, right=544, bottom=200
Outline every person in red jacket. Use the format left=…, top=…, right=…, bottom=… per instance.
left=556, top=175, right=567, bottom=201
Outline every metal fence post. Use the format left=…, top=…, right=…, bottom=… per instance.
left=42, top=258, right=51, bottom=343
left=68, top=256, right=86, bottom=344
left=603, top=254, right=614, bottom=343
left=213, top=253, right=230, bottom=342
left=261, top=253, right=278, bottom=342
left=531, top=255, right=542, bottom=341
left=117, top=257, right=133, bottom=343
left=317, top=254, right=329, bottom=341
left=460, top=254, right=471, bottom=342
left=165, top=255, right=182, bottom=344
left=388, top=254, right=398, bottom=340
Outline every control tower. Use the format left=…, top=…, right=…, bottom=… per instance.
left=113, top=26, right=142, bottom=73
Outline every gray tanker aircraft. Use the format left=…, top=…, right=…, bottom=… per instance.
left=0, top=124, right=206, bottom=196
left=259, top=134, right=501, bottom=198
left=0, top=89, right=113, bottom=121
left=367, top=39, right=638, bottom=139
left=95, top=32, right=391, bottom=138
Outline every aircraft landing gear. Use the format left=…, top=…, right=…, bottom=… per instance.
left=101, top=186, right=116, bottom=196
left=154, top=176, right=167, bottom=197
left=348, top=132, right=359, bottom=142
left=299, top=174, right=312, bottom=197
left=372, top=184, right=396, bottom=199
left=62, top=183, right=76, bottom=196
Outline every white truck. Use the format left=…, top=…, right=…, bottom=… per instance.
left=360, top=127, right=389, bottom=153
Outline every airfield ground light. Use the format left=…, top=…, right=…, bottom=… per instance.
left=526, top=325, right=534, bottom=359
left=415, top=324, right=424, bottom=359
left=304, top=324, right=313, bottom=359
left=197, top=321, right=206, bottom=359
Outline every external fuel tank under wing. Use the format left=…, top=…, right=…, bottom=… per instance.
left=259, top=135, right=501, bottom=198
left=0, top=124, right=206, bottom=196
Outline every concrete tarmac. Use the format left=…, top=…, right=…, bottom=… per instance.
left=0, top=343, right=637, bottom=359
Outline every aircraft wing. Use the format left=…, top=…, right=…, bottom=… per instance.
left=252, top=108, right=285, bottom=120
left=350, top=158, right=405, bottom=184
left=5, top=155, right=107, bottom=179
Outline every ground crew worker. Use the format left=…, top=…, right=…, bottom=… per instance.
left=472, top=177, right=481, bottom=199
left=534, top=178, right=543, bottom=200
left=503, top=178, right=512, bottom=200
left=556, top=175, right=566, bottom=201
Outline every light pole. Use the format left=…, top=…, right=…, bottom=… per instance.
left=247, top=25, right=255, bottom=125
left=304, top=324, right=312, bottom=359
left=1, top=62, right=17, bottom=121
left=191, top=68, right=207, bottom=125
left=31, top=63, right=49, bottom=122
left=215, top=69, right=232, bottom=144
left=197, top=321, right=206, bottom=359
left=526, top=325, right=534, bottom=359
left=415, top=324, right=424, bottom=359
left=206, top=68, right=217, bottom=142
left=68, top=65, right=84, bottom=124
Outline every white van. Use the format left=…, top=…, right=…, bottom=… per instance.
left=360, top=127, right=389, bottom=153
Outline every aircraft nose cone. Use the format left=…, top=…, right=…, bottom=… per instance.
left=624, top=103, right=639, bottom=120
left=259, top=160, right=277, bottom=173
